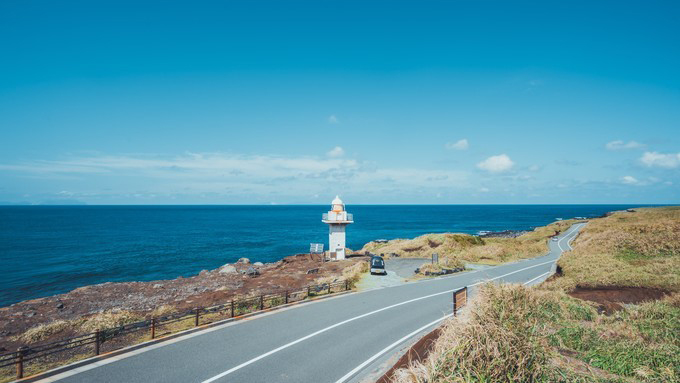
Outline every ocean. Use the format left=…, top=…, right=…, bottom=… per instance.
left=0, top=204, right=656, bottom=307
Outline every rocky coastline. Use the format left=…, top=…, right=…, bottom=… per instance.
left=477, top=229, right=530, bottom=238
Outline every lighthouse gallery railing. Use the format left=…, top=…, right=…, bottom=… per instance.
left=322, top=213, right=353, bottom=221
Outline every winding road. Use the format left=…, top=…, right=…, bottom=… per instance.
left=32, top=223, right=585, bottom=383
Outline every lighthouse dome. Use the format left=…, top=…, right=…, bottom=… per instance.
left=331, top=195, right=344, bottom=212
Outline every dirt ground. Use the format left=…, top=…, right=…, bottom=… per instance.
left=568, top=286, right=669, bottom=314
left=0, top=254, right=367, bottom=353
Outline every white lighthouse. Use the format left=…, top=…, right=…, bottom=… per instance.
left=321, top=196, right=354, bottom=260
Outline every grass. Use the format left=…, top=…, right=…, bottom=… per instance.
left=341, top=259, right=369, bottom=287
left=546, top=207, right=680, bottom=292
left=416, top=256, right=465, bottom=274
left=394, top=284, right=679, bottom=383
left=392, top=207, right=680, bottom=383
left=361, top=219, right=581, bottom=266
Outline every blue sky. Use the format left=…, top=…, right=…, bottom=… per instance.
left=0, top=0, right=678, bottom=204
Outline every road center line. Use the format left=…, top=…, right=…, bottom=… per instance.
left=557, top=222, right=584, bottom=251
left=200, top=258, right=557, bottom=383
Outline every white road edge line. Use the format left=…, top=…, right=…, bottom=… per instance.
left=200, top=259, right=556, bottom=383
left=523, top=271, right=551, bottom=286
left=333, top=314, right=452, bottom=383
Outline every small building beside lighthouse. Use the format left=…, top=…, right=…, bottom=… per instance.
left=321, top=196, right=354, bottom=260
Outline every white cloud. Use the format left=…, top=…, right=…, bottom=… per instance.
left=0, top=152, right=470, bottom=199
left=528, top=164, right=541, bottom=172
left=326, top=146, right=345, bottom=158
left=620, top=175, right=639, bottom=185
left=328, top=115, right=339, bottom=124
left=477, top=154, right=514, bottom=173
left=605, top=140, right=645, bottom=150
left=445, top=139, right=469, bottom=150
left=640, top=151, right=680, bottom=169
left=479, top=187, right=490, bottom=193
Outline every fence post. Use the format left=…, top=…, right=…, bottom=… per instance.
left=453, top=291, right=457, bottom=317
left=260, top=295, right=264, bottom=310
left=345, top=280, right=349, bottom=291
left=307, top=285, right=311, bottom=297
left=16, top=347, right=27, bottom=380
left=327, top=284, right=331, bottom=295
left=285, top=291, right=289, bottom=304
left=94, top=329, right=101, bottom=355
left=231, top=300, right=235, bottom=318
left=195, top=308, right=200, bottom=327
left=151, top=318, right=156, bottom=339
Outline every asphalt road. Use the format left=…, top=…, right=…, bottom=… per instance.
left=35, top=223, right=585, bottom=383
left=384, top=258, right=429, bottom=278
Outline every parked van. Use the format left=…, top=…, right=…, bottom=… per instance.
left=370, top=255, right=387, bottom=275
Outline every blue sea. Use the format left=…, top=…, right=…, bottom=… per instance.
left=0, top=204, right=658, bottom=307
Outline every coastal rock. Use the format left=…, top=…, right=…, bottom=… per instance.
left=153, top=284, right=164, bottom=289
left=219, top=265, right=237, bottom=274
left=237, top=258, right=250, bottom=264
left=245, top=267, right=259, bottom=276
left=56, top=302, right=64, bottom=309
left=253, top=262, right=264, bottom=266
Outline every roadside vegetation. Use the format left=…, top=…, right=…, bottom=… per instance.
left=416, top=257, right=465, bottom=275
left=546, top=207, right=680, bottom=292
left=362, top=219, right=580, bottom=265
left=391, top=207, right=680, bottom=383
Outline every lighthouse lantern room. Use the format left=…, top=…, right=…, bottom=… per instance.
left=321, top=196, right=354, bottom=260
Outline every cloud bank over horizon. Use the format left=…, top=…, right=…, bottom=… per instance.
left=0, top=141, right=677, bottom=205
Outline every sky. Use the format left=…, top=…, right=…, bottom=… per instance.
left=0, top=0, right=678, bottom=205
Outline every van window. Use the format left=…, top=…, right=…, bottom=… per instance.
left=372, top=258, right=384, bottom=267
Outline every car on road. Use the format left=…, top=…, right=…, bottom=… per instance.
left=551, top=237, right=559, bottom=241
left=370, top=255, right=387, bottom=275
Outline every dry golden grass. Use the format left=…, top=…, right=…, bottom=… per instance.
left=392, top=284, right=603, bottom=383
left=150, top=305, right=175, bottom=318
left=78, top=309, right=143, bottom=333
left=16, top=309, right=143, bottom=346
left=14, top=320, right=70, bottom=343
left=417, top=256, right=465, bottom=274
left=547, top=207, right=680, bottom=292
left=342, top=260, right=369, bottom=287
left=362, top=220, right=580, bottom=265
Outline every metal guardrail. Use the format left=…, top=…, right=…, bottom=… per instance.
left=0, top=280, right=351, bottom=380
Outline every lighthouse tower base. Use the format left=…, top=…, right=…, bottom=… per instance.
left=329, top=224, right=347, bottom=260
